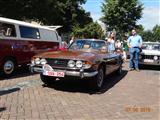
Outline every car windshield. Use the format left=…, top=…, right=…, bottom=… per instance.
left=142, top=43, right=160, bottom=51
left=68, top=39, right=106, bottom=50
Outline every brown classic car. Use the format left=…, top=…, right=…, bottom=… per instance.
left=30, top=39, right=123, bottom=90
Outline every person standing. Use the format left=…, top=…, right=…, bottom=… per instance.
left=122, top=36, right=129, bottom=61
left=115, top=40, right=122, bottom=50
left=127, top=29, right=142, bottom=71
left=107, top=32, right=116, bottom=53
left=69, top=36, right=75, bottom=45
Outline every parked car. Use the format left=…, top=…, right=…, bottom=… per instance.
left=139, top=42, right=160, bottom=65
left=30, top=39, right=123, bottom=90
left=0, top=17, right=62, bottom=76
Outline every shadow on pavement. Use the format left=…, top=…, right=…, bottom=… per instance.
left=0, top=66, right=36, bottom=80
left=44, top=70, right=128, bottom=94
left=96, top=70, right=128, bottom=94
left=0, top=107, right=6, bottom=112
left=139, top=65, right=160, bottom=71
left=0, top=87, right=20, bottom=96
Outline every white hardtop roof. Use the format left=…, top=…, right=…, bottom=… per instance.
left=0, top=17, right=62, bottom=31
left=143, top=41, right=160, bottom=44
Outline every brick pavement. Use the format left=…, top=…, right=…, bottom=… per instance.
left=0, top=63, right=159, bottom=120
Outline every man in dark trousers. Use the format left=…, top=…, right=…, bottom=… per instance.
left=127, top=29, right=142, bottom=71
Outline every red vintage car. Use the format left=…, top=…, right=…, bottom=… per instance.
left=0, top=17, right=61, bottom=76
left=31, top=39, right=123, bottom=90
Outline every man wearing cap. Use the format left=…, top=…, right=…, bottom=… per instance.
left=127, top=29, right=142, bottom=71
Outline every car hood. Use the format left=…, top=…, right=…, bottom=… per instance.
left=34, top=50, right=98, bottom=61
left=141, top=49, right=160, bottom=56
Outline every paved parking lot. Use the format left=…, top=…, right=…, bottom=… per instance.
left=0, top=63, right=159, bottom=120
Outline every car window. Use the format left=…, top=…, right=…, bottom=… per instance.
left=91, top=41, right=106, bottom=49
left=142, top=43, right=160, bottom=51
left=69, top=39, right=106, bottom=50
left=19, top=26, right=40, bottom=39
left=0, top=22, right=16, bottom=37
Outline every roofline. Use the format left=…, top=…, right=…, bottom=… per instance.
left=143, top=42, right=160, bottom=44
left=0, top=17, right=61, bottom=31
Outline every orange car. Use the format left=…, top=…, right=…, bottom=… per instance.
left=30, top=39, right=123, bottom=90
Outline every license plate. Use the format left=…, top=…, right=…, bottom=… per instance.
left=43, top=71, right=65, bottom=77
left=143, top=59, right=154, bottom=63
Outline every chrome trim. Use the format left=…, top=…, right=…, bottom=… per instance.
left=33, top=67, right=43, bottom=73
left=31, top=66, right=98, bottom=77
left=65, top=71, right=98, bottom=77
left=139, top=61, right=160, bottom=66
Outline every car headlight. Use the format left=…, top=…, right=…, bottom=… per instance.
left=68, top=60, right=75, bottom=67
left=35, top=58, right=41, bottom=64
left=154, top=56, right=158, bottom=60
left=76, top=61, right=83, bottom=68
left=40, top=59, right=47, bottom=65
left=43, top=64, right=53, bottom=71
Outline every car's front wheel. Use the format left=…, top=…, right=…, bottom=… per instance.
left=89, top=67, right=104, bottom=90
left=40, top=74, right=56, bottom=86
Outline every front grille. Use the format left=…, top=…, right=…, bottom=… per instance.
left=46, top=58, right=68, bottom=67
left=141, top=55, right=154, bottom=59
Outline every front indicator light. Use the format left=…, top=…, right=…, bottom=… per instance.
left=83, top=61, right=92, bottom=69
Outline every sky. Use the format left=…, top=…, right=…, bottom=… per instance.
left=83, top=0, right=160, bottom=30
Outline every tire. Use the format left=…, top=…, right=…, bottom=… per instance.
left=89, top=67, right=104, bottom=90
left=2, top=58, right=16, bottom=76
left=40, top=73, right=56, bottom=86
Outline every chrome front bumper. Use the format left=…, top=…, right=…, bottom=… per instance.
left=139, top=61, right=160, bottom=65
left=30, top=66, right=98, bottom=78
left=139, top=60, right=160, bottom=65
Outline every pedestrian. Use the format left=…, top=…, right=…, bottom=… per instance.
left=127, top=29, right=142, bottom=71
left=122, top=36, right=129, bottom=61
left=107, top=32, right=116, bottom=53
left=59, top=41, right=68, bottom=51
left=69, top=36, right=75, bottom=45
left=115, top=40, right=122, bottom=50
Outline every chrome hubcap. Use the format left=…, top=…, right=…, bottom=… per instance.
left=4, top=60, right=14, bottom=74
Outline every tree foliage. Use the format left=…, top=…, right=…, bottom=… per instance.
left=72, top=22, right=105, bottom=39
left=0, top=0, right=92, bottom=32
left=141, top=30, right=154, bottom=42
left=141, top=25, right=160, bottom=42
left=152, top=25, right=160, bottom=41
left=101, top=0, right=143, bottom=34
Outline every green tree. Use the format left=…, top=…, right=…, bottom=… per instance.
left=101, top=0, right=143, bottom=36
left=140, top=25, right=160, bottom=42
left=0, top=0, right=92, bottom=32
left=152, top=25, right=160, bottom=42
left=141, top=30, right=153, bottom=42
left=72, top=22, right=105, bottom=39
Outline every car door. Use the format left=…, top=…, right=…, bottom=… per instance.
left=103, top=53, right=120, bottom=75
